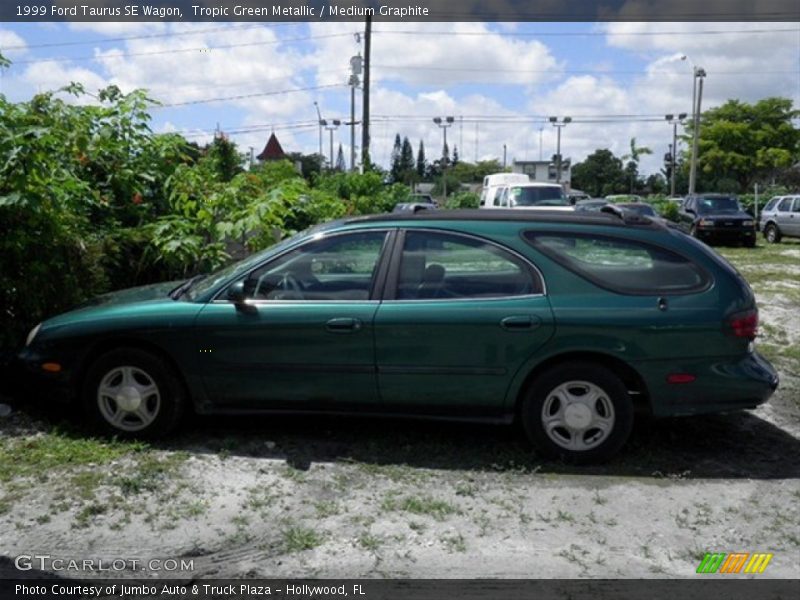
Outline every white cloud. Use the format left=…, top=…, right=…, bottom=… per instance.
left=308, top=22, right=562, bottom=87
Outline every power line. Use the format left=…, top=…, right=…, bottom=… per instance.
left=154, top=84, right=344, bottom=108
left=372, top=64, right=798, bottom=76
left=373, top=27, right=800, bottom=38
left=0, top=23, right=300, bottom=51
left=6, top=32, right=354, bottom=66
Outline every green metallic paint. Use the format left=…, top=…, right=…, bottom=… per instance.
left=20, top=213, right=778, bottom=422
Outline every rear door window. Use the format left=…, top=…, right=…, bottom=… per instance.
left=523, top=232, right=710, bottom=295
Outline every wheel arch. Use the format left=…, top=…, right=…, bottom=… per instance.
left=512, top=351, right=651, bottom=419
left=76, top=337, right=193, bottom=409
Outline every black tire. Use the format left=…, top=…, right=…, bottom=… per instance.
left=83, top=348, right=186, bottom=438
left=520, top=362, right=634, bottom=464
left=764, top=223, right=781, bottom=244
left=743, top=237, right=756, bottom=248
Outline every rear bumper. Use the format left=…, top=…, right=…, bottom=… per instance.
left=635, top=351, right=779, bottom=417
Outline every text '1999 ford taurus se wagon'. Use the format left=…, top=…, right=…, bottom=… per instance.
left=18, top=209, right=779, bottom=463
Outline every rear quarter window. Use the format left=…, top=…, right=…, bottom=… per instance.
left=523, top=232, right=711, bottom=295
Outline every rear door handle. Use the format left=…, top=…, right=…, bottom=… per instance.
left=325, top=317, right=362, bottom=333
left=500, top=315, right=537, bottom=330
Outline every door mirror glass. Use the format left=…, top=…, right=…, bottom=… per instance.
left=227, top=280, right=246, bottom=304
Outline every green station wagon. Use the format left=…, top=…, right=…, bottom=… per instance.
left=18, top=209, right=779, bottom=463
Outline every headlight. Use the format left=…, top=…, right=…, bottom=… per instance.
left=26, top=323, right=41, bottom=346
left=742, top=220, right=754, bottom=227
left=698, top=219, right=715, bottom=227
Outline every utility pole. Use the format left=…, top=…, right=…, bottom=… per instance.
left=349, top=54, right=362, bottom=172
left=325, top=119, right=341, bottom=170
left=503, top=144, right=507, bottom=169
left=665, top=113, right=687, bottom=196
left=549, top=116, right=572, bottom=184
left=433, top=116, right=454, bottom=201
left=313, top=102, right=324, bottom=170
left=538, top=127, right=544, bottom=161
left=361, top=15, right=371, bottom=170
left=688, top=68, right=706, bottom=195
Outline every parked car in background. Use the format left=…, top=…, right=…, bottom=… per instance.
left=605, top=194, right=644, bottom=204
left=393, top=202, right=435, bottom=214
left=409, top=193, right=436, bottom=206
left=574, top=199, right=609, bottom=212
left=479, top=173, right=530, bottom=208
left=759, top=195, right=800, bottom=243
left=490, top=182, right=572, bottom=211
left=616, top=202, right=666, bottom=224
left=394, top=192, right=438, bottom=213
left=678, top=194, right=756, bottom=247
left=567, top=189, right=591, bottom=204
left=18, top=210, right=778, bottom=464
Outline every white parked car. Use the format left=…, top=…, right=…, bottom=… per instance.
left=479, top=173, right=530, bottom=208
left=490, top=182, right=573, bottom=211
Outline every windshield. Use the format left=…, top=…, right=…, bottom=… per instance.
left=697, top=197, right=740, bottom=213
left=511, top=186, right=567, bottom=207
left=183, top=229, right=311, bottom=300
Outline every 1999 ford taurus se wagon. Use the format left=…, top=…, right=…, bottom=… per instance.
left=18, top=209, right=779, bottom=463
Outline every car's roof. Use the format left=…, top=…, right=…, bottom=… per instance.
left=342, top=208, right=664, bottom=229
left=507, top=182, right=562, bottom=188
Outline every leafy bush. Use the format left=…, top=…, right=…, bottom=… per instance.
left=445, top=192, right=480, bottom=210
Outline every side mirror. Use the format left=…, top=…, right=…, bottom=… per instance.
left=227, top=280, right=247, bottom=305
left=685, top=208, right=695, bottom=215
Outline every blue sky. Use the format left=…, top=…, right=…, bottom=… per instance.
left=1, top=21, right=798, bottom=175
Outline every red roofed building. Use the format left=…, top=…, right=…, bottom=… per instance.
left=256, top=132, right=286, bottom=161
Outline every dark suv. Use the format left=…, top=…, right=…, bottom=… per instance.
left=678, top=194, right=756, bottom=246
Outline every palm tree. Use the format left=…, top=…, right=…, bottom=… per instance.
left=622, top=137, right=653, bottom=193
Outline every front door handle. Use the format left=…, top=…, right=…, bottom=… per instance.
left=325, top=317, right=362, bottom=333
left=500, top=315, right=538, bottom=330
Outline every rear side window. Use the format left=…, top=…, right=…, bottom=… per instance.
left=778, top=198, right=793, bottom=211
left=523, top=232, right=710, bottom=295
left=763, top=197, right=780, bottom=212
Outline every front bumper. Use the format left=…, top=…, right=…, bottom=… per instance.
left=635, top=351, right=779, bottom=417
left=695, top=226, right=755, bottom=244
left=15, top=346, right=77, bottom=404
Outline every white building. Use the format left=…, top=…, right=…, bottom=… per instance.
left=511, top=159, right=572, bottom=189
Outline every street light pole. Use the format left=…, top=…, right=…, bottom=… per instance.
left=665, top=113, right=687, bottom=196
left=314, top=102, right=325, bottom=171
left=549, top=116, right=572, bottom=184
left=688, top=68, right=706, bottom=195
left=433, top=116, right=454, bottom=201
left=324, top=119, right=341, bottom=170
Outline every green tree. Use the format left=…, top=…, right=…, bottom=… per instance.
left=687, top=97, right=800, bottom=192
left=621, top=137, right=652, bottom=193
left=335, top=143, right=346, bottom=172
left=207, top=134, right=243, bottom=182
left=416, top=140, right=427, bottom=179
left=389, top=133, right=402, bottom=182
left=571, top=149, right=627, bottom=197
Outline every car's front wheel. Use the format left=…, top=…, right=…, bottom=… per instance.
left=83, top=348, right=185, bottom=438
left=521, top=362, right=634, bottom=464
left=764, top=223, right=781, bottom=244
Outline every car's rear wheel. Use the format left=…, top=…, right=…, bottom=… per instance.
left=521, top=362, right=633, bottom=464
left=764, top=224, right=781, bottom=244
left=83, top=348, right=185, bottom=438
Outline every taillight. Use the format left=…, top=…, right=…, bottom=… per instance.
left=726, top=309, right=758, bottom=340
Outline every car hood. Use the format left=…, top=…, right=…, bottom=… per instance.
left=73, top=281, right=181, bottom=309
